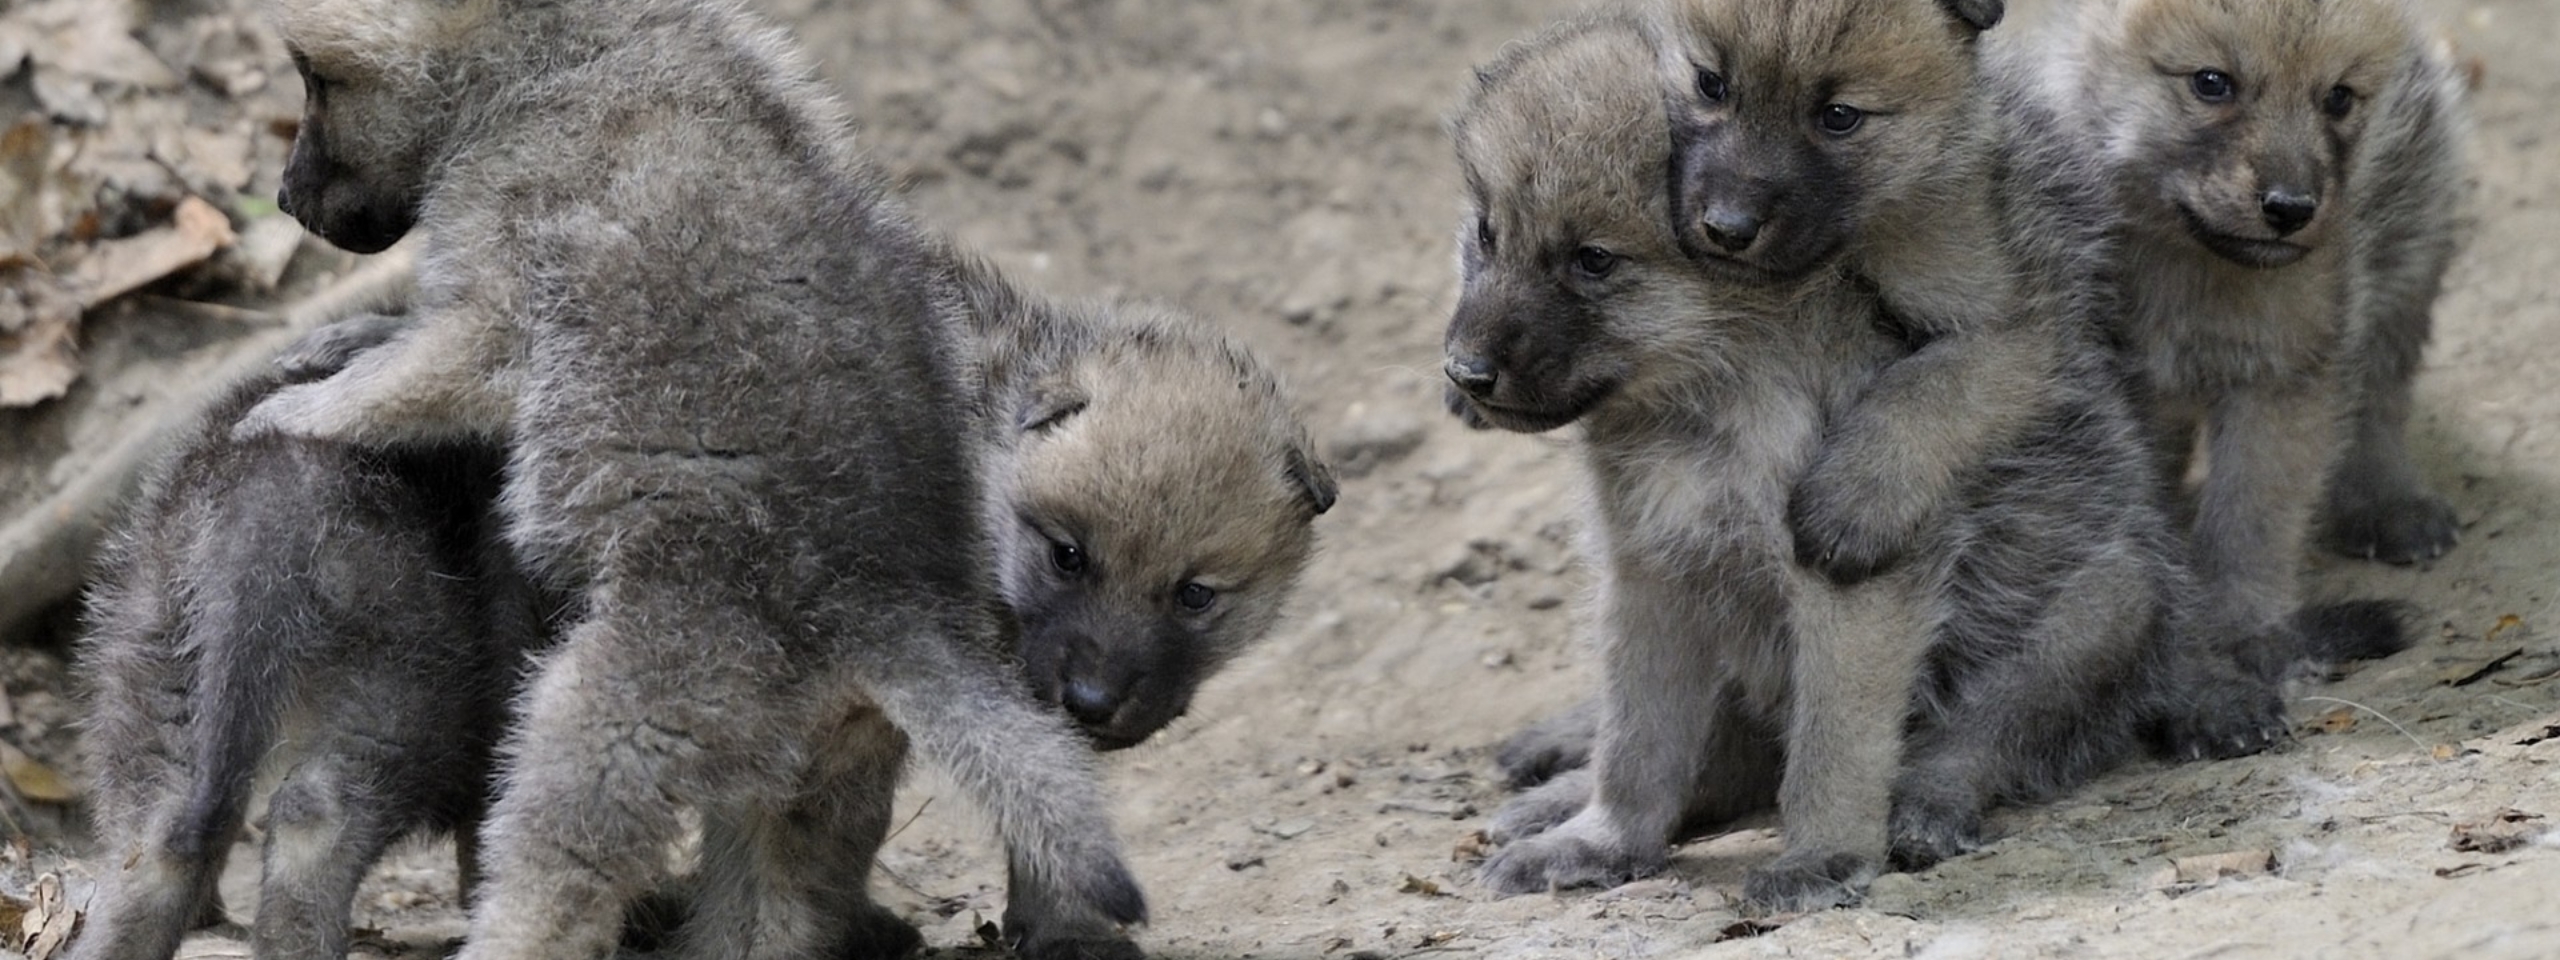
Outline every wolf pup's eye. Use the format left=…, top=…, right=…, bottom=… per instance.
left=1051, top=541, right=1088, bottom=574
left=2190, top=69, right=2237, bottom=102
left=1572, top=245, right=1620, bottom=280
left=1476, top=215, right=1496, bottom=255
left=1177, top=582, right=1217, bottom=611
left=1818, top=103, right=1865, bottom=135
left=1696, top=67, right=1729, bottom=104
left=2322, top=84, right=2357, bottom=119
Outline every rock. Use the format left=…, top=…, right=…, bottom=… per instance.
left=1428, top=539, right=1507, bottom=589
left=1329, top=403, right=1427, bottom=479
left=1863, top=872, right=1924, bottom=915
left=2147, top=849, right=2273, bottom=892
left=1253, top=817, right=1318, bottom=840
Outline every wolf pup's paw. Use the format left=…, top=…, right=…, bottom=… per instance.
left=230, top=380, right=349, bottom=442
left=1003, top=850, right=1147, bottom=960
left=2321, top=488, right=2459, bottom=565
left=1008, top=932, right=1143, bottom=960
left=2146, top=652, right=2288, bottom=761
left=1741, top=850, right=1876, bottom=914
left=1478, top=817, right=1664, bottom=895
left=1887, top=797, right=1984, bottom=872
left=1496, top=705, right=1597, bottom=788
left=831, top=901, right=924, bottom=960
left=1785, top=460, right=1924, bottom=586
left=1488, top=769, right=1594, bottom=843
left=275, top=312, right=415, bottom=383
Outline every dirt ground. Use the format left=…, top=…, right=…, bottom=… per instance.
left=6, top=0, right=2559, bottom=957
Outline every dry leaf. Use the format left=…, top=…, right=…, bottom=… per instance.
left=2307, top=707, right=2359, bottom=735
left=18, top=0, right=180, bottom=89
left=0, top=270, right=81, bottom=407
left=70, top=195, right=236, bottom=307
left=0, top=887, right=27, bottom=945
left=2487, top=614, right=2526, bottom=643
left=0, top=741, right=76, bottom=804
left=230, top=215, right=303, bottom=292
left=2450, top=808, right=2544, bottom=854
left=153, top=126, right=255, bottom=194
left=1450, top=829, right=1490, bottom=863
left=0, top=117, right=65, bottom=263
left=22, top=873, right=75, bottom=960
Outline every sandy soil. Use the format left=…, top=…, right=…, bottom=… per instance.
left=12, top=0, right=2560, bottom=958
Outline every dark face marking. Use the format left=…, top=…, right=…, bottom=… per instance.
left=1007, top=522, right=1220, bottom=750
left=277, top=49, right=424, bottom=255
left=1666, top=105, right=1861, bottom=282
left=1442, top=239, right=1627, bottom=434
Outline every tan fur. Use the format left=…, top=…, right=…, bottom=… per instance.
left=1002, top=319, right=1320, bottom=600
left=963, top=266, right=1335, bottom=749
left=266, top=0, right=495, bottom=80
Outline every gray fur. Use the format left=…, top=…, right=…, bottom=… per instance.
left=1652, top=0, right=2065, bottom=587
left=269, top=309, right=413, bottom=382
left=1445, top=8, right=2191, bottom=912
left=1986, top=0, right=2467, bottom=678
left=242, top=0, right=1147, bottom=956
left=1494, top=699, right=1598, bottom=789
left=70, top=370, right=542, bottom=960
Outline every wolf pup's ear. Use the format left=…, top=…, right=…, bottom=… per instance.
left=1017, top=378, right=1089, bottom=433
left=1937, top=0, right=2003, bottom=33
left=1284, top=443, right=1339, bottom=516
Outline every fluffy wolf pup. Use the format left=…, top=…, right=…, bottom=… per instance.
left=955, top=256, right=1337, bottom=751
left=260, top=258, right=1340, bottom=759
left=1445, top=6, right=2196, bottom=912
left=1987, top=0, right=2465, bottom=674
left=78, top=276, right=1334, bottom=960
left=236, top=0, right=1150, bottom=956
left=71, top=364, right=546, bottom=960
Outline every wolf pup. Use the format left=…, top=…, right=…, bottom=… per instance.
left=1447, top=7, right=2191, bottom=911
left=1988, top=0, right=2466, bottom=673
left=240, top=0, right=1148, bottom=956
left=71, top=368, right=544, bottom=960
left=956, top=258, right=1336, bottom=750
left=107, top=276, right=1334, bottom=960
left=258, top=258, right=1339, bottom=760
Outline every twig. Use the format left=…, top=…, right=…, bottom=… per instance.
left=2297, top=696, right=2429, bottom=752
left=883, top=795, right=934, bottom=845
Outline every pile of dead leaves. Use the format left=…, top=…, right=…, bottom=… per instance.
left=0, top=872, right=77, bottom=960
left=0, top=0, right=308, bottom=407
